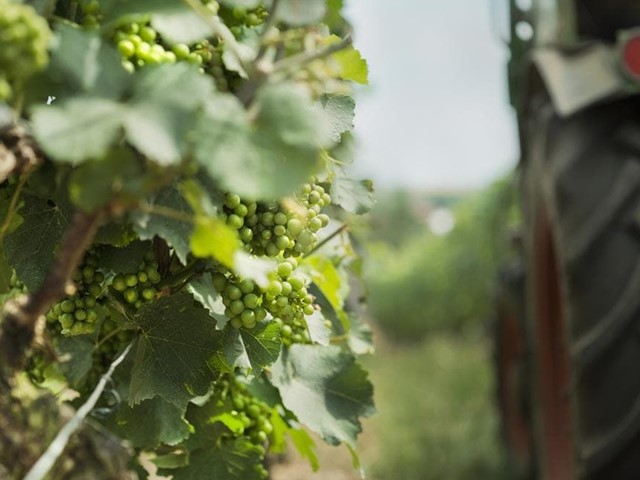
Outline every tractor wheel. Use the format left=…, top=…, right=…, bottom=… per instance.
left=521, top=95, right=640, bottom=479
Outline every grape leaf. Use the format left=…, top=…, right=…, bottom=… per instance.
left=112, top=396, right=192, bottom=448
left=151, top=9, right=211, bottom=45
left=320, top=95, right=355, bottom=143
left=347, top=312, right=374, bottom=355
left=98, top=240, right=151, bottom=274
left=47, top=25, right=130, bottom=100
left=167, top=438, right=264, bottom=480
left=270, top=344, right=375, bottom=447
left=54, top=336, right=95, bottom=387
left=277, top=0, right=326, bottom=26
left=232, top=251, right=276, bottom=289
left=305, top=256, right=348, bottom=316
left=190, top=216, right=241, bottom=268
left=69, top=147, right=145, bottom=211
left=31, top=98, right=124, bottom=163
left=195, top=84, right=330, bottom=199
left=4, top=193, right=72, bottom=290
left=124, top=63, right=213, bottom=166
left=331, top=171, right=375, bottom=215
left=211, top=322, right=281, bottom=373
left=128, top=292, right=222, bottom=409
left=332, top=43, right=369, bottom=85
left=305, top=310, right=331, bottom=346
left=289, top=427, right=320, bottom=471
left=188, top=273, right=228, bottom=329
left=238, top=321, right=281, bottom=371
left=133, top=185, right=193, bottom=264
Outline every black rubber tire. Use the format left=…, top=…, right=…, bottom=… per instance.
left=521, top=95, right=640, bottom=479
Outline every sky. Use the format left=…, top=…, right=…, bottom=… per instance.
left=343, top=0, right=519, bottom=191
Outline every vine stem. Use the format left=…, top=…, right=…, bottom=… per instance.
left=23, top=338, right=135, bottom=480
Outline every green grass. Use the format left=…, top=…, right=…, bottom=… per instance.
left=362, top=334, right=510, bottom=480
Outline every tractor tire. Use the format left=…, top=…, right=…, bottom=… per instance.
left=521, top=94, right=640, bottom=479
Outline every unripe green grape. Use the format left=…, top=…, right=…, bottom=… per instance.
left=227, top=214, right=244, bottom=230
left=59, top=313, right=74, bottom=329
left=243, top=293, right=259, bottom=309
left=241, top=309, right=256, bottom=327
left=61, top=300, right=75, bottom=313
left=288, top=276, right=304, bottom=291
left=117, top=39, right=135, bottom=58
left=142, top=288, right=155, bottom=301
left=286, top=218, right=303, bottom=237
left=303, top=304, right=314, bottom=315
left=212, top=273, right=227, bottom=291
left=231, top=316, right=243, bottom=329
left=74, top=309, right=87, bottom=321
left=255, top=307, right=267, bottom=321
left=124, top=288, right=139, bottom=304
left=230, top=299, right=245, bottom=315
left=172, top=43, right=190, bottom=59
left=281, top=281, right=292, bottom=296
left=277, top=262, right=293, bottom=278
left=88, top=283, right=102, bottom=298
left=240, top=227, right=253, bottom=243
left=239, top=279, right=254, bottom=294
left=86, top=310, right=98, bottom=323
left=125, top=274, right=138, bottom=287
left=267, top=280, right=282, bottom=296
left=226, top=285, right=242, bottom=300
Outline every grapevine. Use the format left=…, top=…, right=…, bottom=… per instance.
left=0, top=0, right=375, bottom=479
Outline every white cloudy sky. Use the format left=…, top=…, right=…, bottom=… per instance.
left=344, top=1, right=519, bottom=190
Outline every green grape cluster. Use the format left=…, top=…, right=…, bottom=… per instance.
left=222, top=183, right=331, bottom=258
left=46, top=251, right=106, bottom=336
left=0, top=0, right=51, bottom=100
left=111, top=252, right=161, bottom=310
left=212, top=271, right=267, bottom=329
left=215, top=374, right=272, bottom=479
left=220, top=2, right=267, bottom=37
left=79, top=0, right=101, bottom=28
left=264, top=258, right=315, bottom=346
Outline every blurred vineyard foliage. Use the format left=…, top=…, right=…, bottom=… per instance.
left=363, top=173, right=521, bottom=341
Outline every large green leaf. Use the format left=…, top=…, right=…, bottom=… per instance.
left=133, top=185, right=193, bottom=264
left=4, top=193, right=73, bottom=290
left=169, top=438, right=264, bottom=480
left=47, top=25, right=129, bottom=99
left=69, top=147, right=145, bottom=211
left=34, top=62, right=213, bottom=166
left=152, top=9, right=211, bottom=45
left=320, top=95, right=355, bottom=144
left=236, top=321, right=281, bottom=372
left=124, top=63, right=214, bottom=165
left=195, top=84, right=330, bottom=199
left=190, top=216, right=241, bottom=268
left=112, top=396, right=192, bottom=448
left=188, top=272, right=228, bottom=329
left=331, top=170, right=375, bottom=214
left=31, top=98, right=124, bottom=163
left=128, top=292, right=222, bottom=409
left=270, top=344, right=375, bottom=448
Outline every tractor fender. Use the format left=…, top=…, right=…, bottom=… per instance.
left=532, top=44, right=628, bottom=117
